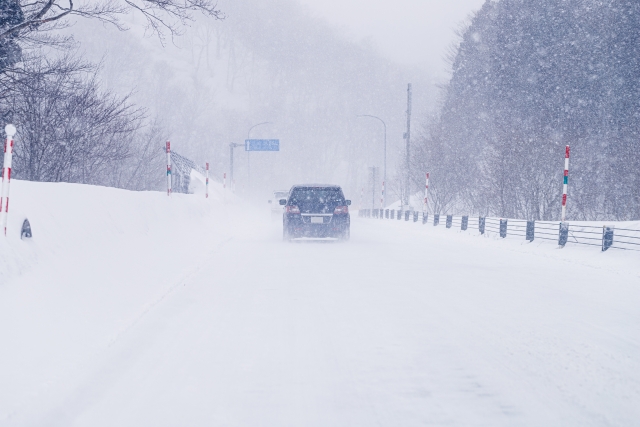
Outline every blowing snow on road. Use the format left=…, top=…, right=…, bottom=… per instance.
left=1, top=182, right=639, bottom=426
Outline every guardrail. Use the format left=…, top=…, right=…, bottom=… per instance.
left=357, top=209, right=640, bottom=252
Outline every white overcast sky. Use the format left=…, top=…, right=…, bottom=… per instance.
left=297, top=0, right=486, bottom=76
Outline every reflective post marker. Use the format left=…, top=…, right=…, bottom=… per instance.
left=423, top=172, right=429, bottom=214
left=1, top=124, right=16, bottom=236
left=205, top=162, right=209, bottom=198
left=166, top=141, right=172, bottom=196
left=561, top=145, right=570, bottom=222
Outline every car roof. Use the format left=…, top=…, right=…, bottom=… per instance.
left=291, top=184, right=341, bottom=189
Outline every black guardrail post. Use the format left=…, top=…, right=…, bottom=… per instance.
left=446, top=215, right=453, bottom=228
left=405, top=211, right=410, bottom=221
left=526, top=220, right=535, bottom=241
left=479, top=217, right=485, bottom=234
left=385, top=209, right=389, bottom=219
left=602, top=226, right=614, bottom=251
left=413, top=211, right=418, bottom=222
left=21, top=219, right=32, bottom=239
left=422, top=212, right=428, bottom=225
left=397, top=210, right=402, bottom=220
left=461, top=216, right=468, bottom=231
left=499, top=219, right=507, bottom=238
left=390, top=209, right=395, bottom=219
left=434, top=214, right=440, bottom=226
left=558, top=222, right=569, bottom=247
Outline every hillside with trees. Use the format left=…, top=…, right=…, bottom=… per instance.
left=414, top=0, right=640, bottom=221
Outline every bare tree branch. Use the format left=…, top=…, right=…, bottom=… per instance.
left=0, top=0, right=223, bottom=45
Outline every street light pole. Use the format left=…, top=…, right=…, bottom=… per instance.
left=404, top=83, right=412, bottom=209
left=358, top=115, right=387, bottom=206
left=247, top=121, right=272, bottom=191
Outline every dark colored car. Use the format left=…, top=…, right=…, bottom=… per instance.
left=280, top=185, right=351, bottom=241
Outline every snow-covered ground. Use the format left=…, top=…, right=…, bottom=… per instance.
left=1, top=181, right=639, bottom=426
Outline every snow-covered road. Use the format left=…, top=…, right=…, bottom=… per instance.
left=1, top=183, right=639, bottom=426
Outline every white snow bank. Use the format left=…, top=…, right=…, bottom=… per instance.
left=0, top=179, right=248, bottom=421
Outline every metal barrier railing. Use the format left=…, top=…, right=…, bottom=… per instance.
left=357, top=209, right=640, bottom=252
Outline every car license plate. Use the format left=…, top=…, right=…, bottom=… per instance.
left=310, top=216, right=324, bottom=224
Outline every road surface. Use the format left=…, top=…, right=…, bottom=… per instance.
left=2, top=202, right=639, bottom=426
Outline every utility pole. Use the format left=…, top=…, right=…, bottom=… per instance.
left=369, top=166, right=378, bottom=209
left=404, top=83, right=412, bottom=208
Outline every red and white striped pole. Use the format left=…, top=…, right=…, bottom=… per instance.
left=166, top=141, right=172, bottom=196
left=423, top=172, right=429, bottom=214
left=380, top=181, right=385, bottom=210
left=1, top=124, right=16, bottom=236
left=205, top=162, right=209, bottom=198
left=561, top=145, right=570, bottom=222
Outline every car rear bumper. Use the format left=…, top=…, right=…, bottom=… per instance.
left=285, top=214, right=349, bottom=238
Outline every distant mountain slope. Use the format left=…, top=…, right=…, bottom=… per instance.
left=65, top=0, right=434, bottom=200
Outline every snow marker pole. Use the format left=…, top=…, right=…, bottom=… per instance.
left=223, top=172, right=227, bottom=190
left=1, top=124, right=16, bottom=237
left=561, top=145, right=569, bottom=222
left=166, top=141, right=172, bottom=196
left=380, top=181, right=385, bottom=211
left=360, top=187, right=364, bottom=211
left=205, top=162, right=209, bottom=198
left=423, top=172, right=429, bottom=214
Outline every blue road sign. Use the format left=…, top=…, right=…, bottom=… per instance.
left=245, top=139, right=280, bottom=151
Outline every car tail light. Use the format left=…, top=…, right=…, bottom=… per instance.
left=286, top=205, right=300, bottom=214
left=334, top=206, right=349, bottom=214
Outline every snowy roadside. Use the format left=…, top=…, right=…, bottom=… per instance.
left=0, top=180, right=251, bottom=422
left=355, top=212, right=640, bottom=280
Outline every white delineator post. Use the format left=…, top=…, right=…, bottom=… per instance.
left=423, top=172, right=430, bottom=214
left=205, top=162, right=209, bottom=198
left=561, top=146, right=570, bottom=222
left=166, top=141, right=172, bottom=196
left=1, top=124, right=16, bottom=236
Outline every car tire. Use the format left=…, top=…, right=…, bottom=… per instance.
left=341, top=226, right=350, bottom=241
left=283, top=223, right=292, bottom=242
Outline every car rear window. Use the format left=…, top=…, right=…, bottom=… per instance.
left=289, top=187, right=345, bottom=212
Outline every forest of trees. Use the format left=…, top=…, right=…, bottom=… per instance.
left=0, top=0, right=221, bottom=190
left=414, top=0, right=640, bottom=221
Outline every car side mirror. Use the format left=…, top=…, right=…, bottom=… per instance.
left=279, top=199, right=287, bottom=205
left=268, top=200, right=272, bottom=204
left=346, top=200, right=351, bottom=206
